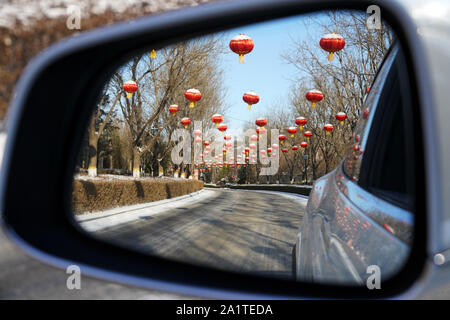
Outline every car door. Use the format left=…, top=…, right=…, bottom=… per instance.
left=296, top=43, right=418, bottom=285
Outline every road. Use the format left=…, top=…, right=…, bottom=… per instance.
left=91, top=188, right=305, bottom=279
left=0, top=187, right=449, bottom=299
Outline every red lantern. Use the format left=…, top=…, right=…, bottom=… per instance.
left=245, top=147, right=250, bottom=155
left=305, top=90, right=323, bottom=108
left=249, top=143, right=257, bottom=151
left=250, top=135, right=258, bottom=142
left=300, top=142, right=308, bottom=149
left=168, top=104, right=178, bottom=115
left=292, top=146, right=299, bottom=151
left=267, top=147, right=272, bottom=156
left=282, top=148, right=289, bottom=154
left=185, top=88, right=202, bottom=108
left=324, top=123, right=334, bottom=135
left=224, top=135, right=232, bottom=141
left=278, top=134, right=286, bottom=144
left=211, top=114, right=223, bottom=128
left=295, top=116, right=307, bottom=130
left=287, top=126, right=298, bottom=138
left=335, top=112, right=347, bottom=125
left=203, top=141, right=210, bottom=147
left=195, top=137, right=202, bottom=146
left=229, top=34, right=254, bottom=64
left=218, top=123, right=228, bottom=133
left=320, top=33, right=345, bottom=61
left=255, top=117, right=267, bottom=127
left=243, top=91, right=260, bottom=110
left=123, top=80, right=138, bottom=99
left=256, top=127, right=266, bottom=135
left=180, top=117, right=191, bottom=129
left=272, top=143, right=279, bottom=150
left=193, top=129, right=202, bottom=137
left=304, top=131, right=312, bottom=141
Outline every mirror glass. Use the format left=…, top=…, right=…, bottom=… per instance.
left=72, top=9, right=415, bottom=286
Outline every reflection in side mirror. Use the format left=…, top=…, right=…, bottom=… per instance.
left=70, top=10, right=413, bottom=286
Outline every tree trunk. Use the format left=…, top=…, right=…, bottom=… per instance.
left=88, top=130, right=98, bottom=177
left=133, top=147, right=141, bottom=178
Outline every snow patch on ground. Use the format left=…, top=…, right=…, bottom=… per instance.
left=74, top=173, right=184, bottom=181
left=76, top=188, right=218, bottom=232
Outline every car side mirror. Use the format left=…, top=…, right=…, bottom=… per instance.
left=0, top=0, right=443, bottom=299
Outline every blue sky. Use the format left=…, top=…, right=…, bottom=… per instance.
left=216, top=13, right=326, bottom=131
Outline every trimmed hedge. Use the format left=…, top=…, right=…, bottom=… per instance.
left=72, top=178, right=204, bottom=214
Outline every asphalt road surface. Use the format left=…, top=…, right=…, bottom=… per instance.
left=93, top=189, right=305, bottom=280
left=0, top=188, right=449, bottom=299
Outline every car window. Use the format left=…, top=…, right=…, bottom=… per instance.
left=343, top=44, right=415, bottom=209
left=342, top=45, right=398, bottom=181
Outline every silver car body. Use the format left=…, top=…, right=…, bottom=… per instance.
left=295, top=0, right=450, bottom=295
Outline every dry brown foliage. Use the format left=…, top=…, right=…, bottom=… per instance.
left=72, top=178, right=204, bottom=213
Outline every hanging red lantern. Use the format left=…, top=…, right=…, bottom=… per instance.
left=211, top=114, right=224, bottom=128
left=287, top=126, right=298, bottom=138
left=304, top=131, right=313, bottom=141
left=255, top=117, right=267, bottom=127
left=324, top=123, right=334, bottom=135
left=282, top=148, right=289, bottom=154
left=320, top=33, right=345, bottom=61
left=295, top=116, right=307, bottom=130
left=260, top=150, right=266, bottom=155
left=218, top=123, right=228, bottom=133
left=278, top=134, right=286, bottom=144
left=256, top=127, right=266, bottom=135
left=229, top=34, right=254, bottom=64
left=203, top=141, right=210, bottom=147
left=300, top=142, right=308, bottom=149
left=250, top=135, right=258, bottom=142
left=245, top=147, right=250, bottom=156
left=185, top=88, right=202, bottom=108
left=224, top=135, right=232, bottom=141
left=243, top=91, right=260, bottom=110
left=292, top=146, right=299, bottom=151
left=195, top=137, right=202, bottom=146
left=194, top=129, right=202, bottom=137
left=168, top=104, right=178, bottom=115
left=335, top=112, right=347, bottom=125
left=123, top=80, right=138, bottom=99
left=272, top=143, right=279, bottom=150
left=267, top=147, right=272, bottom=156
left=180, top=117, right=191, bottom=129
left=305, top=90, right=323, bottom=108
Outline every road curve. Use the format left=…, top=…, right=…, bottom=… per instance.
left=92, top=188, right=306, bottom=280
